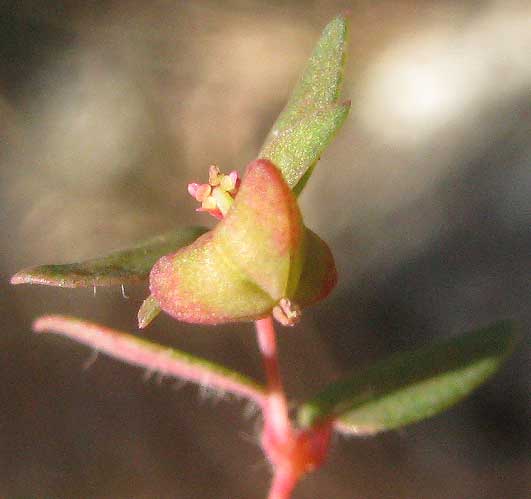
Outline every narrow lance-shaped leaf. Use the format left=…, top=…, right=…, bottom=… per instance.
left=11, top=226, right=208, bottom=288
left=259, top=14, right=350, bottom=192
left=297, top=322, right=519, bottom=435
left=33, top=315, right=266, bottom=406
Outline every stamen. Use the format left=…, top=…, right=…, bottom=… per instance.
left=209, top=165, right=221, bottom=186
left=272, top=298, right=301, bottom=327
left=188, top=165, right=241, bottom=219
left=212, top=188, right=234, bottom=217
left=195, top=184, right=212, bottom=202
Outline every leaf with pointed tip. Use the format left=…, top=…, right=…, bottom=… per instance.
left=11, top=227, right=208, bottom=288
left=260, top=15, right=350, bottom=191
left=298, top=322, right=519, bottom=435
left=268, top=15, right=349, bottom=133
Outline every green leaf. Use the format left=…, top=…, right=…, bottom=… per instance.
left=11, top=227, right=208, bottom=288
left=259, top=15, right=350, bottom=191
left=260, top=103, right=350, bottom=191
left=267, top=15, right=349, bottom=133
left=298, top=322, right=519, bottom=434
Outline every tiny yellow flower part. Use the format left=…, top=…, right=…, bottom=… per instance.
left=211, top=187, right=233, bottom=216
left=201, top=195, right=217, bottom=212
left=220, top=172, right=238, bottom=193
left=208, top=165, right=221, bottom=186
left=188, top=165, right=241, bottom=219
left=273, top=298, right=302, bottom=327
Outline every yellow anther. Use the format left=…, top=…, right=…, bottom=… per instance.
left=220, top=174, right=236, bottom=193
left=201, top=196, right=217, bottom=211
left=195, top=184, right=212, bottom=202
left=212, top=187, right=234, bottom=216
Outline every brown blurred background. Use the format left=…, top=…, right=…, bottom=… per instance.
left=1, top=1, right=530, bottom=498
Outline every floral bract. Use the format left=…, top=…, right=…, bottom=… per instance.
left=148, top=159, right=337, bottom=326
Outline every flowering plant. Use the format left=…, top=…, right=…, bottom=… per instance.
left=11, top=15, right=518, bottom=499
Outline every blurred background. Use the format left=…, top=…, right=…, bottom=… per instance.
left=1, top=1, right=530, bottom=498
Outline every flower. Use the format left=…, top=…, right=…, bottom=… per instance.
left=144, top=159, right=337, bottom=326
left=187, top=165, right=241, bottom=219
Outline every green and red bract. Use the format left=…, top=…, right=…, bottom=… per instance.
left=149, top=159, right=337, bottom=325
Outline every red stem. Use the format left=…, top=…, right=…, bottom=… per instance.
left=256, top=317, right=333, bottom=499
left=255, top=317, right=301, bottom=499
left=268, top=468, right=299, bottom=499
left=255, top=317, right=291, bottom=439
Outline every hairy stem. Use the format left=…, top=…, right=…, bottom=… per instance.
left=256, top=317, right=300, bottom=499
left=33, top=315, right=266, bottom=406
left=256, top=317, right=333, bottom=499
